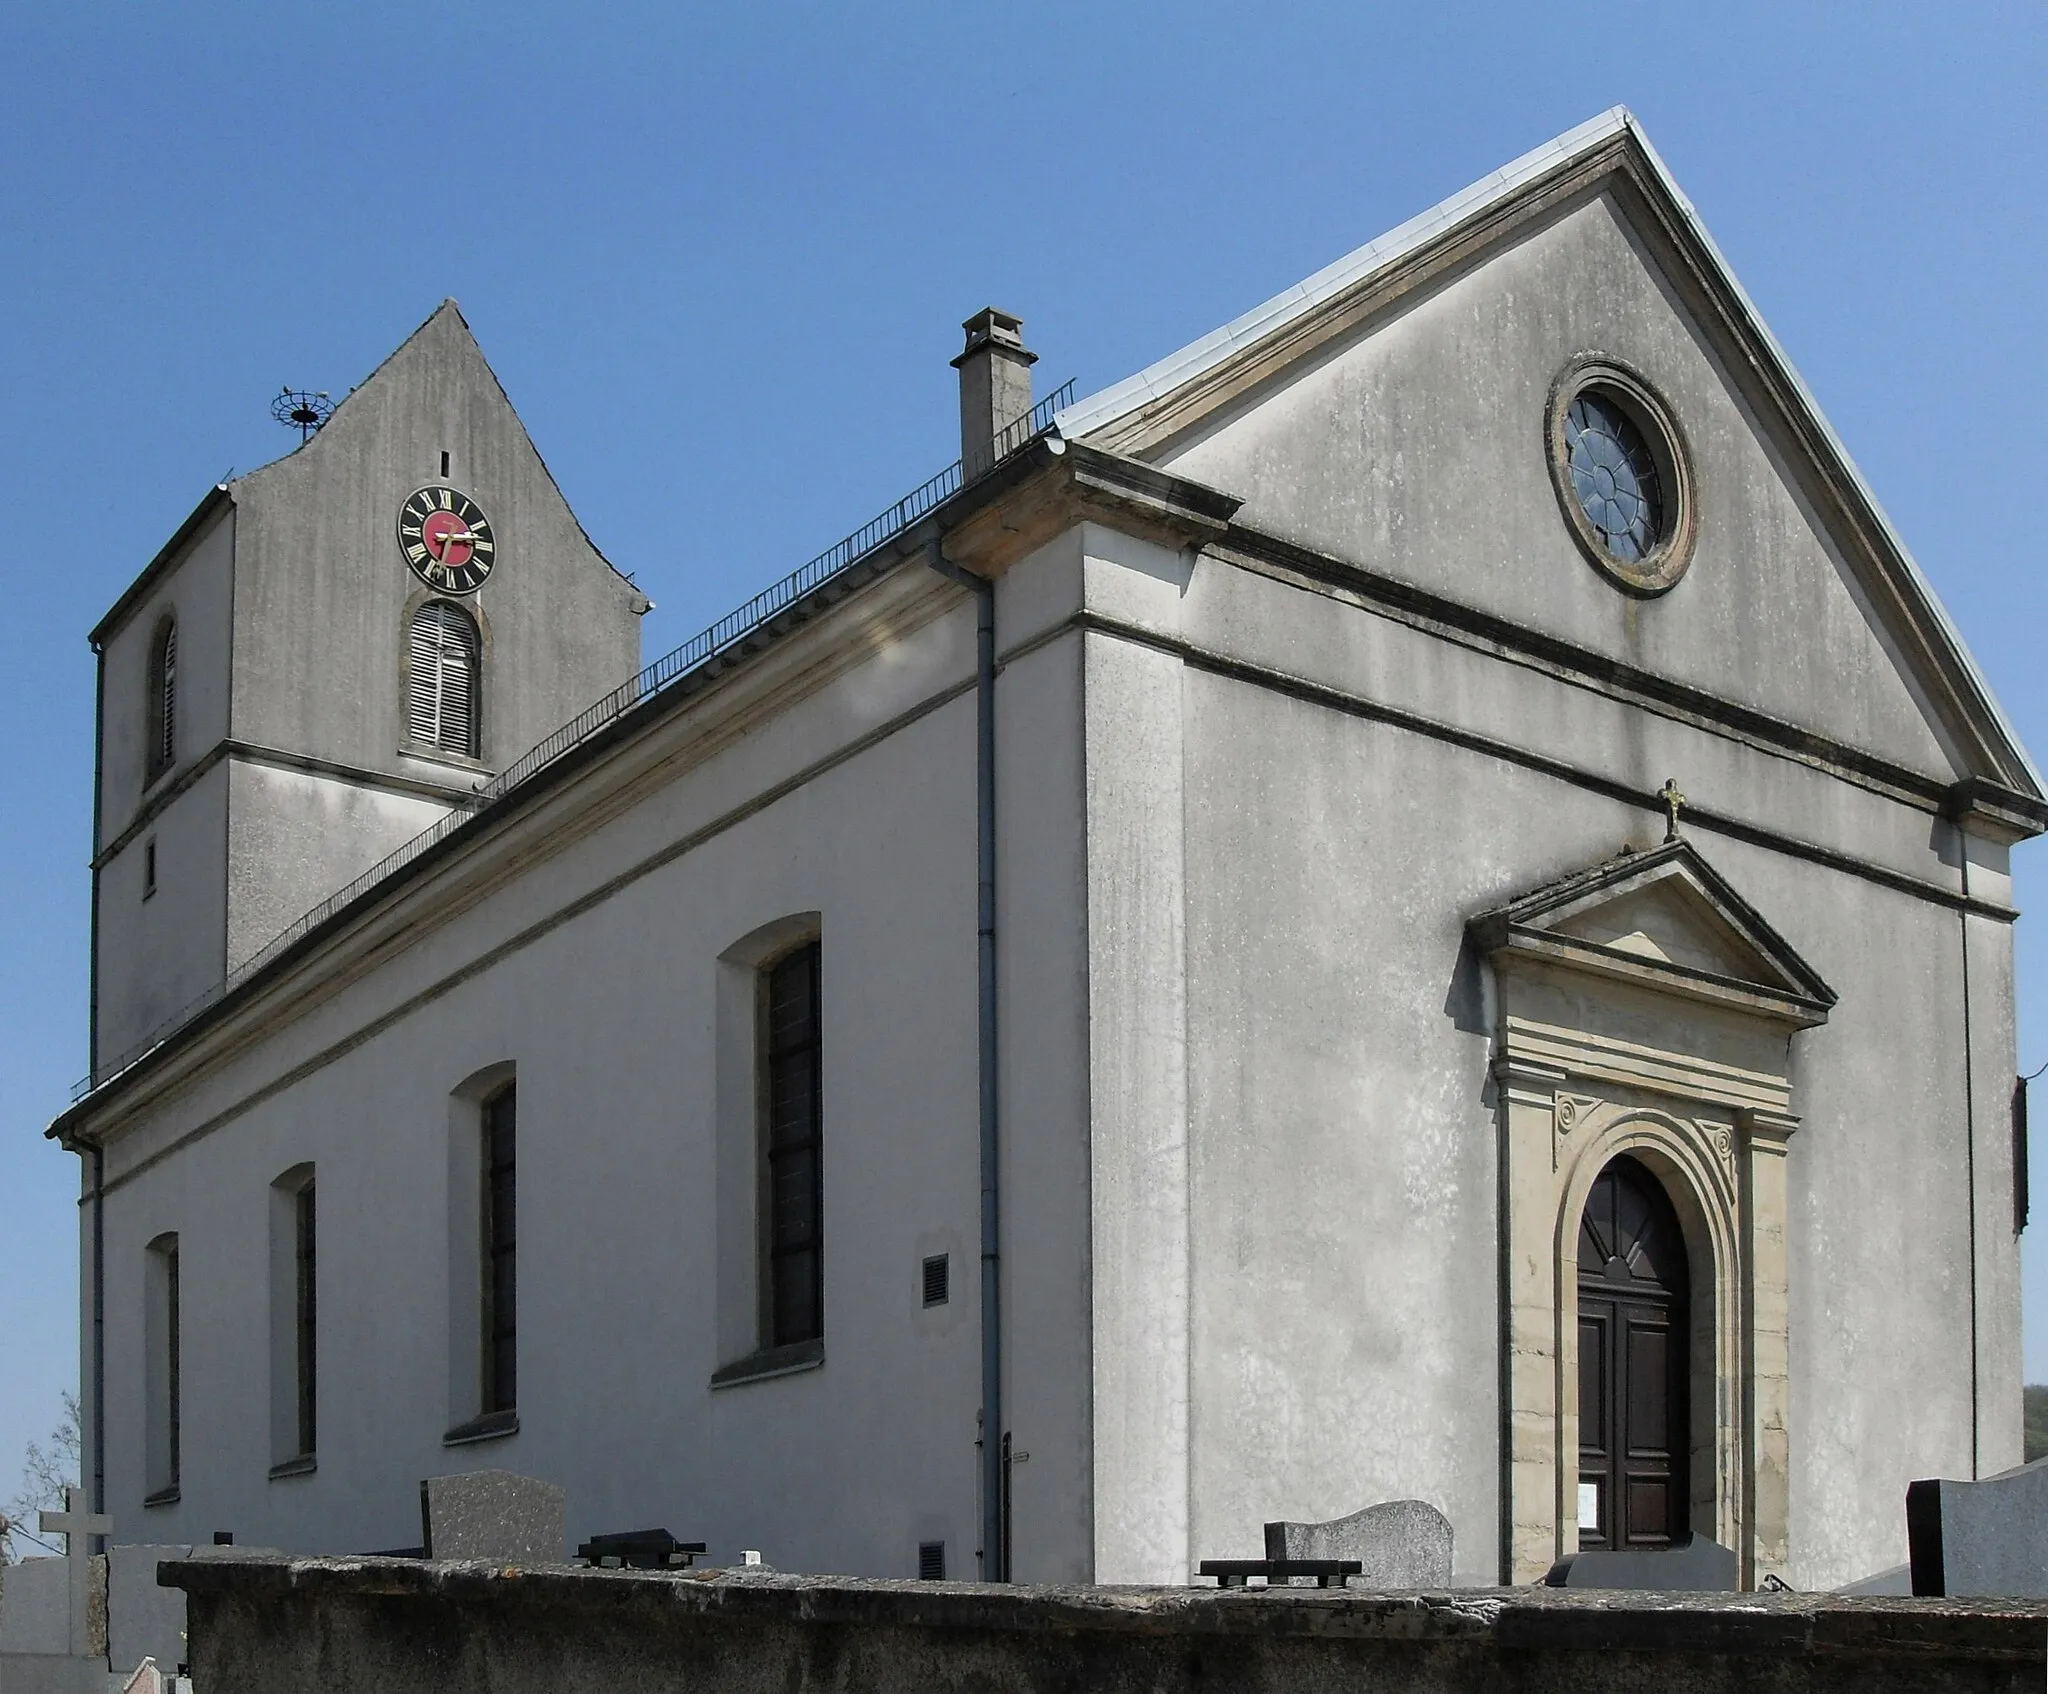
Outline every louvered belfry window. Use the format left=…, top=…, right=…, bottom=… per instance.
left=407, top=601, right=480, bottom=758
left=146, top=616, right=177, bottom=782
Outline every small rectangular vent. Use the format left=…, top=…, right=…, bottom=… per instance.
left=921, top=1253, right=949, bottom=1307
left=918, top=1540, right=946, bottom=1581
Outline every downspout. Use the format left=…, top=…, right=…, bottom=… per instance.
left=87, top=634, right=108, bottom=1542
left=91, top=1143, right=105, bottom=1548
left=925, top=539, right=1004, bottom=1579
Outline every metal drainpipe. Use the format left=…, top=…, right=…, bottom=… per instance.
left=91, top=1141, right=106, bottom=1546
left=925, top=540, right=1004, bottom=1579
left=86, top=634, right=108, bottom=1543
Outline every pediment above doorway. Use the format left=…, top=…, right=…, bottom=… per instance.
left=1468, top=838, right=1834, bottom=1032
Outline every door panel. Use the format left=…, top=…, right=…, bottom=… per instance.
left=1626, top=1321, right=1670, bottom=1451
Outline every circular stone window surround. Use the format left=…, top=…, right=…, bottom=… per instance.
left=1545, top=353, right=1697, bottom=597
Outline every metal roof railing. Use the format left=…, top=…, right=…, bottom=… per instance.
left=72, top=381, right=1075, bottom=1102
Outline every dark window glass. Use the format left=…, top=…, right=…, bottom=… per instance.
left=482, top=1084, right=517, bottom=1413
left=1565, top=392, right=1664, bottom=562
left=165, top=1241, right=181, bottom=1486
left=765, top=943, right=823, bottom=1346
left=295, top=1182, right=317, bottom=1457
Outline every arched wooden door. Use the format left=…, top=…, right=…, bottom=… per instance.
left=1576, top=1155, right=1690, bottom=1551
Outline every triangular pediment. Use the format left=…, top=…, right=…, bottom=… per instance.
left=1059, top=109, right=2041, bottom=807
left=1469, top=839, right=1834, bottom=1028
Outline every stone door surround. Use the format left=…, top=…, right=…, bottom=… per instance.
left=1471, top=840, right=1833, bottom=1585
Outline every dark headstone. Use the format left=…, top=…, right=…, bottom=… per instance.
left=419, top=1470, right=565, bottom=1564
left=1908, top=1456, right=2048, bottom=1597
left=1199, top=1559, right=1362, bottom=1589
left=1543, top=1532, right=1738, bottom=1591
left=1263, top=1499, right=1453, bottom=1587
left=575, top=1529, right=706, bottom=1570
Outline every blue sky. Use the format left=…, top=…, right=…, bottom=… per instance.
left=4, top=4, right=2047, bottom=1511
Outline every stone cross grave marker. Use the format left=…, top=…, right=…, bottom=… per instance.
left=38, top=1486, right=112, bottom=1658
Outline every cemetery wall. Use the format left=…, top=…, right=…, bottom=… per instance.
left=169, top=1557, right=2048, bottom=1694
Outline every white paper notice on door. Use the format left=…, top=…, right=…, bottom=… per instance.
left=1577, top=1481, right=1600, bottom=1531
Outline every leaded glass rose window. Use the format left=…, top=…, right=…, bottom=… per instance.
left=1545, top=357, right=1696, bottom=596
left=1564, top=393, right=1663, bottom=562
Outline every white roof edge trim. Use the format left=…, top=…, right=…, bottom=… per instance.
left=1051, top=107, right=1633, bottom=441
left=1054, top=107, right=2041, bottom=795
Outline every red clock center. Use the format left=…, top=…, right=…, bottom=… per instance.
left=421, top=508, right=475, bottom=567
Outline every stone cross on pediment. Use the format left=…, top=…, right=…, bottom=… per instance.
left=39, top=1485, right=112, bottom=1659
left=1656, top=777, right=1686, bottom=842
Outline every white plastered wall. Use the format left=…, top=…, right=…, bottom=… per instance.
left=88, top=545, right=1099, bottom=1583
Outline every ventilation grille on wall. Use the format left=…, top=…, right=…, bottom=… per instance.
left=918, top=1541, right=946, bottom=1581
left=921, top=1254, right=949, bottom=1307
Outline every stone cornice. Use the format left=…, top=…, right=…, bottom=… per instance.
left=1211, top=527, right=2029, bottom=832
left=938, top=438, right=1241, bottom=576
left=53, top=561, right=969, bottom=1148
left=95, top=740, right=483, bottom=870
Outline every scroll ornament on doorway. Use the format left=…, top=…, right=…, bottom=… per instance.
left=1553, top=1094, right=1600, bottom=1169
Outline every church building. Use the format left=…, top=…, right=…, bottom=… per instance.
left=49, top=109, right=2043, bottom=1591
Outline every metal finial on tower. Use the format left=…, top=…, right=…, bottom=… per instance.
left=271, top=387, right=334, bottom=442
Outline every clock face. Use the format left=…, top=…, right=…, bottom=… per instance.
left=398, top=485, right=496, bottom=593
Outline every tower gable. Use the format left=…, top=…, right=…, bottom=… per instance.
left=88, top=303, right=645, bottom=1068
left=229, top=300, right=643, bottom=779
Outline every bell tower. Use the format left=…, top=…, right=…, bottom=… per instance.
left=87, top=302, right=648, bottom=1082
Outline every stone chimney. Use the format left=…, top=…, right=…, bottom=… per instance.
left=952, top=308, right=1038, bottom=480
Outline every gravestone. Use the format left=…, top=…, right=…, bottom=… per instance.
left=1907, top=1455, right=2048, bottom=1597
left=1263, top=1499, right=1453, bottom=1587
left=0, top=1555, right=85, bottom=1656
left=1835, top=1562, right=1912, bottom=1595
left=0, top=1489, right=112, bottom=1694
left=107, top=1544, right=193, bottom=1674
left=0, top=1497, right=200, bottom=1694
left=1543, top=1531, right=1738, bottom=1591
left=420, top=1469, right=566, bottom=1563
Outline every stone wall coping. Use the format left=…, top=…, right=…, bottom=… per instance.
left=160, top=1555, right=2047, bottom=1664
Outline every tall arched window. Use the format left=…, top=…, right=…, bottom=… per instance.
left=407, top=601, right=480, bottom=758
left=146, top=615, right=177, bottom=783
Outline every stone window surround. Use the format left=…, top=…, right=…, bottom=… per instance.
left=1484, top=917, right=1823, bottom=1586
left=1544, top=352, right=1698, bottom=598
left=397, top=585, right=493, bottom=769
left=711, top=912, right=827, bottom=1387
left=444, top=1060, right=517, bottom=1444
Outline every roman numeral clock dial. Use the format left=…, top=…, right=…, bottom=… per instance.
left=398, top=485, right=496, bottom=593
